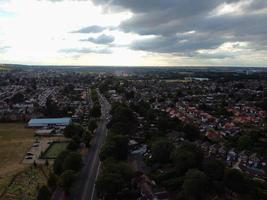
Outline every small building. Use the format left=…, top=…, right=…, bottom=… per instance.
left=28, top=117, right=72, bottom=128
left=35, top=129, right=54, bottom=136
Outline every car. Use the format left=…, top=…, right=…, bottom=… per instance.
left=25, top=156, right=33, bottom=159
left=26, top=152, right=34, bottom=156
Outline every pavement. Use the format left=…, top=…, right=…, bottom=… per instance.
left=51, top=89, right=111, bottom=200
left=23, top=136, right=67, bottom=165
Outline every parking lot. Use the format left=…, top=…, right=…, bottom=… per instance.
left=22, top=136, right=68, bottom=165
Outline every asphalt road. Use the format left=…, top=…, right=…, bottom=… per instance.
left=50, top=89, right=110, bottom=200
left=69, top=89, right=111, bottom=200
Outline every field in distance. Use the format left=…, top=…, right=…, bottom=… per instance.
left=0, top=65, right=10, bottom=71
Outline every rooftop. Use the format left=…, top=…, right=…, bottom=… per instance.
left=28, top=118, right=71, bottom=126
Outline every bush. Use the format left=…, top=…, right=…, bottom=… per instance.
left=58, top=170, right=76, bottom=192
left=182, top=169, right=208, bottom=199
left=67, top=140, right=79, bottom=151
left=152, top=140, right=174, bottom=163
left=48, top=173, right=58, bottom=191
left=224, top=169, right=247, bottom=193
left=96, top=160, right=134, bottom=198
left=171, top=143, right=203, bottom=176
left=203, top=160, right=225, bottom=181
left=37, top=185, right=51, bottom=200
left=53, top=150, right=71, bottom=175
left=64, top=123, right=84, bottom=138
left=63, top=152, right=83, bottom=172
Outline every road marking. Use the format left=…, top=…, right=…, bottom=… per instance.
left=90, top=162, right=101, bottom=200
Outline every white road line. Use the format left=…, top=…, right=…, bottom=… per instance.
left=90, top=162, right=101, bottom=200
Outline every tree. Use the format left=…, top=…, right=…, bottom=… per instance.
left=67, top=139, right=79, bottom=151
left=88, top=120, right=97, bottom=132
left=157, top=117, right=170, bottom=132
left=238, top=135, right=253, bottom=150
left=152, top=140, right=174, bottom=163
left=108, top=104, right=138, bottom=135
left=37, top=185, right=51, bottom=200
left=132, top=100, right=150, bottom=116
left=100, top=135, right=129, bottom=161
left=53, top=150, right=70, bottom=175
left=182, top=124, right=200, bottom=141
left=146, top=109, right=157, bottom=121
left=96, top=160, right=134, bottom=199
left=224, top=169, right=246, bottom=193
left=44, top=98, right=61, bottom=117
left=91, top=105, right=101, bottom=118
left=102, top=160, right=134, bottom=181
left=31, top=79, right=37, bottom=90
left=58, top=170, right=76, bottom=193
left=96, top=173, right=126, bottom=198
left=63, top=152, right=83, bottom=172
left=171, top=144, right=203, bottom=176
left=109, top=121, right=133, bottom=135
left=125, top=90, right=135, bottom=100
left=10, top=92, right=24, bottom=104
left=182, top=169, right=208, bottom=200
left=111, top=135, right=129, bottom=160
left=62, top=84, right=74, bottom=95
left=64, top=123, right=84, bottom=139
left=91, top=89, right=99, bottom=103
left=84, top=130, right=93, bottom=147
left=48, top=173, right=58, bottom=191
left=203, top=160, right=225, bottom=181
left=259, top=98, right=267, bottom=111
left=263, top=165, right=267, bottom=175
left=100, top=142, right=116, bottom=161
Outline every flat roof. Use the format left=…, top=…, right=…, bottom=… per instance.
left=28, top=118, right=71, bottom=126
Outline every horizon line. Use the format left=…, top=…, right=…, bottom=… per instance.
left=2, top=63, right=267, bottom=68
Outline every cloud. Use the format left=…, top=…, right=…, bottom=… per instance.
left=59, top=47, right=112, bottom=54
left=0, top=46, right=10, bottom=53
left=91, top=0, right=267, bottom=60
left=72, top=25, right=106, bottom=33
left=131, top=33, right=224, bottom=54
left=1, top=0, right=267, bottom=66
left=80, top=34, right=115, bottom=44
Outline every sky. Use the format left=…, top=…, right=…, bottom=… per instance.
left=0, top=0, right=267, bottom=67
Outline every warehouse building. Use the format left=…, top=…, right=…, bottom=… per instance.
left=28, top=117, right=72, bottom=128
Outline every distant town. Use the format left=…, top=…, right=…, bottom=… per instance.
left=0, top=65, right=266, bottom=200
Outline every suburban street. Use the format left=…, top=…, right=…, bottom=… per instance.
left=50, top=89, right=110, bottom=200
left=69, top=89, right=111, bottom=200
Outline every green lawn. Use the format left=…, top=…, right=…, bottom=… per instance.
left=43, top=142, right=68, bottom=159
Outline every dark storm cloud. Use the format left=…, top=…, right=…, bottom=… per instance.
left=59, top=47, right=112, bottom=54
left=131, top=34, right=224, bottom=54
left=243, top=0, right=267, bottom=12
left=91, top=0, right=267, bottom=58
left=80, top=34, right=115, bottom=44
left=92, top=0, right=239, bottom=14
left=47, top=0, right=267, bottom=59
left=72, top=25, right=106, bottom=33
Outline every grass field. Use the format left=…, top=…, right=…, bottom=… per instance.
left=0, top=65, right=10, bottom=71
left=0, top=123, right=34, bottom=194
left=43, top=142, right=68, bottom=159
left=2, top=167, right=48, bottom=200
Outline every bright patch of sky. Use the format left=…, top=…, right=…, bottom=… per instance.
left=0, top=0, right=266, bottom=66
